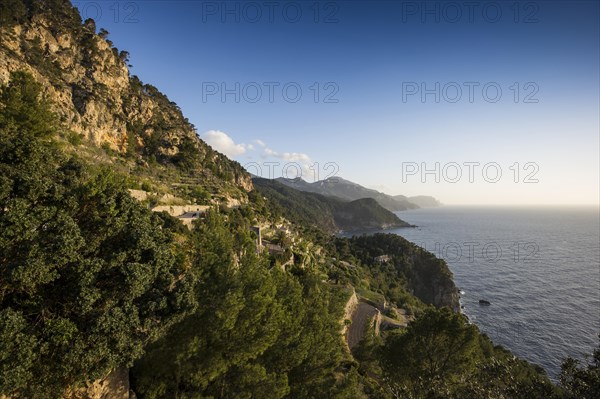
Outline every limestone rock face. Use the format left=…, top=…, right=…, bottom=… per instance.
left=0, top=14, right=130, bottom=149
left=432, top=277, right=460, bottom=311
left=0, top=0, right=252, bottom=192
left=412, top=269, right=460, bottom=311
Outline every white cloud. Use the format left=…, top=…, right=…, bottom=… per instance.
left=199, top=133, right=316, bottom=180
left=264, top=147, right=277, bottom=157
left=201, top=130, right=247, bottom=158
left=260, top=147, right=313, bottom=179
left=281, top=152, right=311, bottom=163
left=262, top=148, right=311, bottom=163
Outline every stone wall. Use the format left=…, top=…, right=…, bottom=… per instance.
left=341, top=288, right=358, bottom=339
left=151, top=204, right=210, bottom=217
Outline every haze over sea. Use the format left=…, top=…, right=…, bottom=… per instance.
left=386, top=206, right=599, bottom=379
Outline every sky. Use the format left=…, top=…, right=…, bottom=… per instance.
left=73, top=0, right=600, bottom=205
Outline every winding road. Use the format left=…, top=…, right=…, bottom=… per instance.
left=347, top=302, right=378, bottom=349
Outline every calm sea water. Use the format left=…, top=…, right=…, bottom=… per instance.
left=386, top=206, right=599, bottom=379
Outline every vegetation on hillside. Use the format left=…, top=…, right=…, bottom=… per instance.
left=379, top=308, right=558, bottom=398
left=131, top=210, right=359, bottom=398
left=0, top=72, right=195, bottom=397
left=324, top=234, right=457, bottom=312
left=559, top=334, right=600, bottom=399
left=0, top=71, right=361, bottom=398
left=275, top=177, right=419, bottom=212
left=252, top=177, right=411, bottom=233
left=0, top=2, right=598, bottom=396
left=0, top=0, right=251, bottom=198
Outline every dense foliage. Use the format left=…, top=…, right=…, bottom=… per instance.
left=131, top=210, right=360, bottom=398
left=379, top=307, right=557, bottom=398
left=559, top=334, right=600, bottom=399
left=330, top=234, right=456, bottom=310
left=0, top=72, right=195, bottom=397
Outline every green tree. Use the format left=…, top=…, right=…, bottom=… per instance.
left=381, top=307, right=482, bottom=396
left=132, top=210, right=285, bottom=398
left=131, top=211, right=362, bottom=398
left=560, top=334, right=600, bottom=398
left=455, top=353, right=558, bottom=399
left=172, top=136, right=200, bottom=171
left=119, top=50, right=130, bottom=63
left=380, top=307, right=556, bottom=398
left=285, top=273, right=359, bottom=398
left=0, top=72, right=195, bottom=397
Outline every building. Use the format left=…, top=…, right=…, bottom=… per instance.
left=374, top=255, right=391, bottom=264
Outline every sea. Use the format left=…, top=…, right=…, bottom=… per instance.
left=382, top=206, right=599, bottom=379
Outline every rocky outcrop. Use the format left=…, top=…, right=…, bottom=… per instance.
left=411, top=264, right=460, bottom=311
left=0, top=0, right=252, bottom=192
left=432, top=277, right=460, bottom=312
left=0, top=16, right=132, bottom=149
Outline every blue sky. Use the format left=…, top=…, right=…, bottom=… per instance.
left=74, top=0, right=599, bottom=205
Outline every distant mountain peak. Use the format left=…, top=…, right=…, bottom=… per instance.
left=253, top=177, right=413, bottom=232
left=276, top=176, right=420, bottom=212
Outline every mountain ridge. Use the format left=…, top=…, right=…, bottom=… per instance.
left=252, top=177, right=413, bottom=233
left=405, top=195, right=442, bottom=208
left=275, top=176, right=428, bottom=212
left=0, top=2, right=566, bottom=398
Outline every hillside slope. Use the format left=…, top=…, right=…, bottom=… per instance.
left=0, top=0, right=251, bottom=194
left=0, top=2, right=562, bottom=398
left=276, top=177, right=419, bottom=212
left=253, top=177, right=412, bottom=233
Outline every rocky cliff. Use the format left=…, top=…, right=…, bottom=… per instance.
left=410, top=253, right=460, bottom=311
left=340, top=234, right=460, bottom=311
left=0, top=0, right=252, bottom=192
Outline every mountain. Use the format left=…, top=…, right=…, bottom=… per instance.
left=275, top=177, right=419, bottom=212
left=405, top=195, right=442, bottom=207
left=0, top=2, right=562, bottom=398
left=253, top=178, right=412, bottom=232
left=0, top=0, right=251, bottom=195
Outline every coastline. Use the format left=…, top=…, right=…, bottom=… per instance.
left=386, top=206, right=600, bottom=379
